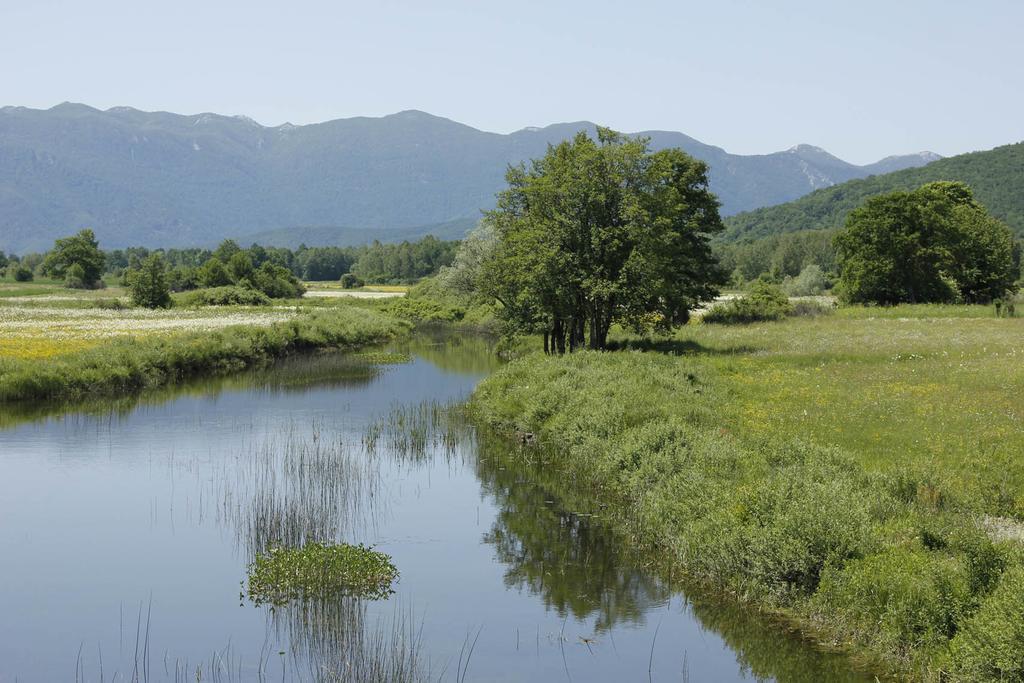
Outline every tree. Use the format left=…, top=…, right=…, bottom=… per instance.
left=197, top=257, right=233, bottom=287
left=212, top=239, right=242, bottom=263
left=479, top=128, right=726, bottom=352
left=835, top=182, right=1018, bottom=304
left=228, top=251, right=254, bottom=282
left=129, top=253, right=173, bottom=308
left=42, top=229, right=106, bottom=288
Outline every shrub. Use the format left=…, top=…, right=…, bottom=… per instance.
left=64, top=262, right=87, bottom=289
left=790, top=299, right=836, bottom=317
left=703, top=281, right=793, bottom=324
left=245, top=262, right=305, bottom=299
left=814, top=547, right=971, bottom=655
left=950, top=565, right=1024, bottom=681
left=340, top=273, right=364, bottom=289
left=386, top=296, right=465, bottom=323
left=782, top=264, right=830, bottom=296
left=13, top=265, right=33, bottom=282
left=93, top=298, right=128, bottom=310
left=181, top=286, right=271, bottom=307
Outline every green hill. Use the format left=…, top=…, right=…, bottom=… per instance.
left=722, top=142, right=1024, bottom=241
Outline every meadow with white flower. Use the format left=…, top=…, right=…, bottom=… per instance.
left=0, top=282, right=406, bottom=401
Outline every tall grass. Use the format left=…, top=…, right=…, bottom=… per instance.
left=469, top=313, right=1024, bottom=680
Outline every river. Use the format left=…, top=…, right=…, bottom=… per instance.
left=0, top=332, right=870, bottom=682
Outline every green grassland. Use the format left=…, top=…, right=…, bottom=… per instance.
left=470, top=308, right=1024, bottom=680
left=0, top=283, right=408, bottom=402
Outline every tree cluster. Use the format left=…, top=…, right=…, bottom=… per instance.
left=835, top=181, right=1019, bottom=304
left=478, top=128, right=726, bottom=352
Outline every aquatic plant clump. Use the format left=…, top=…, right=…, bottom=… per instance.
left=247, top=542, right=399, bottom=605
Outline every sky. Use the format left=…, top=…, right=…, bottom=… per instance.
left=0, top=0, right=1021, bottom=164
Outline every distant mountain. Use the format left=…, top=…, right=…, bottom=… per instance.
left=722, top=142, right=1024, bottom=242
left=0, top=103, right=941, bottom=252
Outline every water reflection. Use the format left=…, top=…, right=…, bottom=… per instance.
left=477, top=435, right=671, bottom=633
left=0, top=333, right=874, bottom=682
left=213, top=421, right=383, bottom=560
left=474, top=431, right=873, bottom=682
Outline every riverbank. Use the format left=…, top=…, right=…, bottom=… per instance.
left=469, top=309, right=1024, bottom=681
left=0, top=305, right=408, bottom=402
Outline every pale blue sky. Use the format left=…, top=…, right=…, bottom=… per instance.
left=1, top=0, right=1020, bottom=164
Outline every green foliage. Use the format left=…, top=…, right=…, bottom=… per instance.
left=128, top=253, right=173, bottom=309
left=468, top=316, right=1024, bottom=679
left=715, top=229, right=838, bottom=282
left=702, top=282, right=793, bottom=324
left=227, top=250, right=254, bottom=281
left=64, top=262, right=87, bottom=289
left=245, top=262, right=306, bottom=299
left=950, top=566, right=1024, bottom=681
left=246, top=542, right=398, bottom=606
left=43, top=229, right=105, bottom=288
left=835, top=182, right=1018, bottom=304
left=724, top=142, right=1024, bottom=241
left=782, top=264, right=830, bottom=296
left=815, top=547, right=972, bottom=655
left=339, top=273, right=364, bottom=289
left=13, top=265, right=34, bottom=282
left=197, top=257, right=233, bottom=288
left=350, top=235, right=458, bottom=284
left=180, top=286, right=271, bottom=307
left=481, top=128, right=726, bottom=351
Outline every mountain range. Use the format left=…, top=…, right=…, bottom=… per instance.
left=0, top=103, right=942, bottom=252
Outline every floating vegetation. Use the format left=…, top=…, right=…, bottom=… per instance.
left=353, top=350, right=412, bottom=365
left=247, top=542, right=398, bottom=606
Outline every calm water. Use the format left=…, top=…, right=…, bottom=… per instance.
left=0, top=333, right=870, bottom=682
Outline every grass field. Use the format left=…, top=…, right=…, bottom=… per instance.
left=0, top=283, right=407, bottom=401
left=471, top=306, right=1024, bottom=680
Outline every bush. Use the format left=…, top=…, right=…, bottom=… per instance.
left=782, top=264, right=830, bottom=296
left=790, top=299, right=836, bottom=317
left=64, top=262, right=87, bottom=289
left=814, top=547, right=971, bottom=655
left=245, top=262, right=305, bottom=299
left=93, top=298, right=128, bottom=310
left=13, top=265, right=33, bottom=282
left=703, top=281, right=793, bottom=324
left=340, top=273, right=364, bottom=289
left=181, top=286, right=271, bottom=307
left=950, top=565, right=1024, bottom=681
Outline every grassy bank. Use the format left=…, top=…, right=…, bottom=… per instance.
left=469, top=310, right=1024, bottom=680
left=0, top=305, right=407, bottom=402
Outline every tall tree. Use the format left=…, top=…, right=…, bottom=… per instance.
left=835, top=181, right=1017, bottom=304
left=41, top=229, right=106, bottom=287
left=129, top=252, right=173, bottom=308
left=480, top=128, right=725, bottom=351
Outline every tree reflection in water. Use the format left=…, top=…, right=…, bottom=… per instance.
left=475, top=431, right=874, bottom=682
